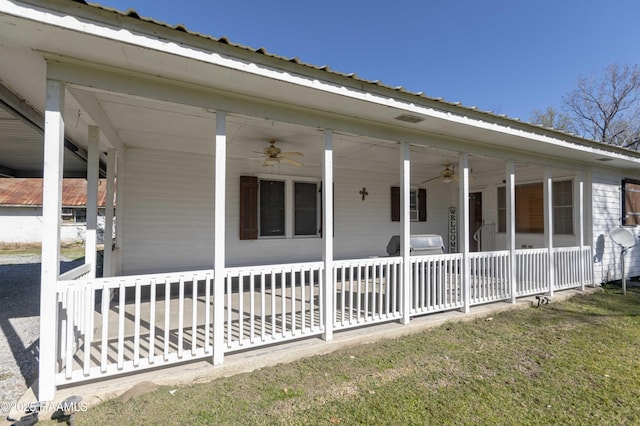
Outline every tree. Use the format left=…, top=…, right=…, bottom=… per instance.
left=562, top=64, right=640, bottom=149
left=529, top=106, right=572, bottom=131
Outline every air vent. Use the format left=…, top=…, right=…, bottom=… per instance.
left=394, top=114, right=424, bottom=124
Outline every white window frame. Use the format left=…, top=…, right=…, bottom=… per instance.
left=257, top=174, right=321, bottom=239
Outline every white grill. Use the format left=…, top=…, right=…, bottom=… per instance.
left=386, top=234, right=445, bottom=256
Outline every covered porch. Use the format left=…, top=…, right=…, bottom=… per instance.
left=0, top=1, right=619, bottom=402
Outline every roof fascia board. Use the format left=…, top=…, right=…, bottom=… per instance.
left=8, top=0, right=637, bottom=163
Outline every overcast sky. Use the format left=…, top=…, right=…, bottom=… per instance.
left=95, top=0, right=639, bottom=121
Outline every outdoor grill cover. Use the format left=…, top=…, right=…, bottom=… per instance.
left=386, top=234, right=445, bottom=256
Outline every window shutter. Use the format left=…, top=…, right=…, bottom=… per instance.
left=239, top=176, right=258, bottom=240
left=418, top=188, right=427, bottom=222
left=391, top=186, right=400, bottom=222
left=623, top=179, right=640, bottom=225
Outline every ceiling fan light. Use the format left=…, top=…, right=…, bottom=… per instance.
left=442, top=176, right=453, bottom=183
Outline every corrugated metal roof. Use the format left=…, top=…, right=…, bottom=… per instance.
left=0, top=178, right=109, bottom=207
left=69, top=1, right=639, bottom=158
left=78, top=1, right=528, bottom=122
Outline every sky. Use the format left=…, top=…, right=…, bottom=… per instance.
left=94, top=0, right=639, bottom=121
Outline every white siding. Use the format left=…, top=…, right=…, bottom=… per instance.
left=591, top=172, right=640, bottom=283
left=0, top=206, right=94, bottom=243
left=123, top=147, right=640, bottom=282
left=122, top=147, right=454, bottom=273
left=122, top=147, right=215, bottom=274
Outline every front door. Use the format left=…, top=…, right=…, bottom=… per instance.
left=469, top=192, right=482, bottom=252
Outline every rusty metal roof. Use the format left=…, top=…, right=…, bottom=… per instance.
left=0, top=178, right=109, bottom=207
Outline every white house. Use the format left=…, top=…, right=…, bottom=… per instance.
left=0, top=0, right=639, bottom=402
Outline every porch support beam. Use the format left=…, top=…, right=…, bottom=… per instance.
left=506, top=161, right=516, bottom=303
left=39, top=79, right=65, bottom=402
left=459, top=153, right=471, bottom=313
left=322, top=129, right=334, bottom=340
left=400, top=142, right=411, bottom=325
left=103, top=148, right=116, bottom=277
left=86, top=125, right=99, bottom=278
left=577, top=173, right=585, bottom=291
left=213, top=111, right=227, bottom=365
left=67, top=88, right=125, bottom=151
left=543, top=167, right=555, bottom=296
left=48, top=61, right=623, bottom=173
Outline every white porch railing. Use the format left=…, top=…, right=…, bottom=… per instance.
left=333, top=257, right=403, bottom=329
left=224, top=262, right=325, bottom=350
left=59, top=263, right=92, bottom=281
left=52, top=246, right=595, bottom=388
left=409, top=253, right=464, bottom=315
left=515, top=248, right=549, bottom=296
left=553, top=246, right=593, bottom=290
left=56, top=262, right=93, bottom=382
left=469, top=250, right=511, bottom=305
left=56, top=269, right=214, bottom=384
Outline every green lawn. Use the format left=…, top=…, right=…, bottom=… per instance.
left=53, top=285, right=640, bottom=425
left=0, top=242, right=86, bottom=260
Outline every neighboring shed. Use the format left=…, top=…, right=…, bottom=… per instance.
left=0, top=178, right=109, bottom=243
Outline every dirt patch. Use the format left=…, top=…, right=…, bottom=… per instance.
left=119, top=381, right=160, bottom=403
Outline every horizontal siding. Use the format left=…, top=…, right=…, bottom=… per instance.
left=121, top=147, right=640, bottom=281
left=122, top=147, right=214, bottom=274
left=591, top=172, right=640, bottom=282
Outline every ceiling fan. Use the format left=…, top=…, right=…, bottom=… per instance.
left=421, top=164, right=458, bottom=184
left=255, top=139, right=304, bottom=167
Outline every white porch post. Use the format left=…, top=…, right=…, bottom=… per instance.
left=400, top=142, right=411, bottom=324
left=213, top=111, right=226, bottom=365
left=584, top=172, right=596, bottom=286
left=86, top=125, right=99, bottom=278
left=39, top=79, right=65, bottom=402
left=103, top=148, right=116, bottom=277
left=506, top=161, right=517, bottom=303
left=543, top=167, right=555, bottom=296
left=459, top=153, right=470, bottom=313
left=577, top=173, right=585, bottom=291
left=115, top=150, right=124, bottom=250
left=322, top=129, right=334, bottom=340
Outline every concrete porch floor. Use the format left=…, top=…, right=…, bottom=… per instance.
left=7, top=287, right=599, bottom=423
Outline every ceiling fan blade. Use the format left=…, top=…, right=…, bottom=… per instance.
left=420, top=175, right=441, bottom=184
left=280, top=152, right=303, bottom=157
left=281, top=157, right=303, bottom=167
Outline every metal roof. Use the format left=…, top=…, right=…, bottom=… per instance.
left=0, top=178, right=108, bottom=206
left=74, top=0, right=639, bottom=159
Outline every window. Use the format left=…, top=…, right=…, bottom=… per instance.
left=259, top=180, right=285, bottom=236
left=497, top=180, right=573, bottom=234
left=239, top=176, right=320, bottom=240
left=61, top=207, right=86, bottom=223
left=294, top=182, right=318, bottom=236
left=391, top=187, right=427, bottom=222
left=553, top=180, right=573, bottom=234
left=622, top=178, right=640, bottom=225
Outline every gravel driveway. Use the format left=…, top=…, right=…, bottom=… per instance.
left=0, top=254, right=83, bottom=414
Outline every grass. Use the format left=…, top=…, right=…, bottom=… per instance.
left=49, top=285, right=640, bottom=425
left=0, top=242, right=86, bottom=260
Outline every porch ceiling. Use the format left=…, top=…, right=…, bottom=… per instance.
left=1, top=0, right=640, bottom=179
